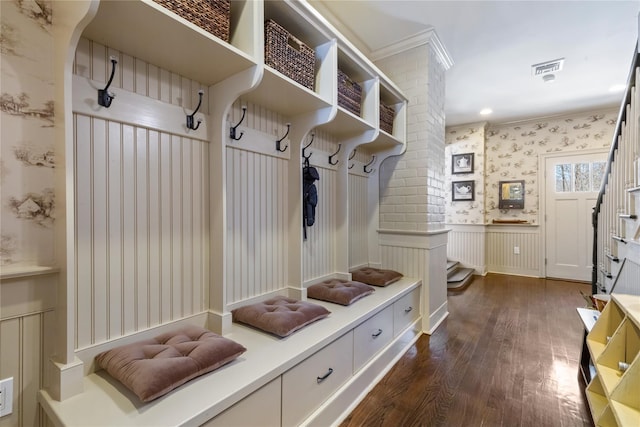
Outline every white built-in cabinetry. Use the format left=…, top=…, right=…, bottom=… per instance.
left=40, top=0, right=415, bottom=425
left=584, top=294, right=640, bottom=426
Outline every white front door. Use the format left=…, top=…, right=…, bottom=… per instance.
left=545, top=152, right=607, bottom=281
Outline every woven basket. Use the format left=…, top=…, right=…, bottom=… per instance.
left=380, top=102, right=395, bottom=134
left=153, top=0, right=230, bottom=43
left=265, top=20, right=315, bottom=90
left=337, top=69, right=362, bottom=116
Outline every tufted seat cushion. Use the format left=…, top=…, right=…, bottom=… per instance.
left=350, top=267, right=403, bottom=287
left=307, top=279, right=374, bottom=305
left=95, top=325, right=246, bottom=402
left=231, top=296, right=330, bottom=337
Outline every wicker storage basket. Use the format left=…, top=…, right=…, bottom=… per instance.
left=265, top=19, right=315, bottom=90
left=153, top=0, right=230, bottom=43
left=380, top=102, right=395, bottom=134
left=337, top=69, right=362, bottom=116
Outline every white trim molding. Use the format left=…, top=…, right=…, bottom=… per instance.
left=370, top=28, right=454, bottom=70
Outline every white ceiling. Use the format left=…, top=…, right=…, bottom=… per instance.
left=312, top=0, right=640, bottom=126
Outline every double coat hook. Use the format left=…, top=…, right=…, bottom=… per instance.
left=328, top=144, right=342, bottom=165
left=364, top=155, right=376, bottom=173
left=98, top=56, right=118, bottom=108
left=186, top=90, right=204, bottom=131
left=302, top=132, right=315, bottom=159
left=230, top=106, right=247, bottom=141
left=348, top=149, right=357, bottom=169
left=276, top=123, right=290, bottom=152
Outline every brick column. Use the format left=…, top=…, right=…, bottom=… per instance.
left=372, top=30, right=453, bottom=333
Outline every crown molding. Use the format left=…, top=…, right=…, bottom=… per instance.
left=370, top=28, right=454, bottom=70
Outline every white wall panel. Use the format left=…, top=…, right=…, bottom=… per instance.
left=380, top=246, right=425, bottom=279
left=447, top=225, right=486, bottom=275
left=349, top=174, right=368, bottom=269
left=74, top=115, right=208, bottom=348
left=486, top=227, right=541, bottom=277
left=303, top=166, right=337, bottom=282
left=225, top=147, right=289, bottom=305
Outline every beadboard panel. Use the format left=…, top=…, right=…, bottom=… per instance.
left=303, top=166, right=337, bottom=282
left=349, top=174, right=369, bottom=269
left=225, top=146, right=289, bottom=304
left=486, top=226, right=542, bottom=277
left=380, top=246, right=425, bottom=279
left=0, top=274, right=56, bottom=427
left=74, top=114, right=208, bottom=349
left=74, top=37, right=208, bottom=114
left=446, top=224, right=486, bottom=275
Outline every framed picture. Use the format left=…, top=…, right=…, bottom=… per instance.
left=452, top=153, right=474, bottom=174
left=498, top=180, right=525, bottom=209
left=452, top=180, right=475, bottom=201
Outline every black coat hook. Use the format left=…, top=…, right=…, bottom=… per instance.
left=348, top=149, right=357, bottom=169
left=276, top=123, right=290, bottom=152
left=186, top=90, right=204, bottom=131
left=302, top=132, right=315, bottom=158
left=328, top=143, right=342, bottom=165
left=230, top=106, right=247, bottom=141
left=364, top=155, right=376, bottom=173
left=98, top=56, right=118, bottom=108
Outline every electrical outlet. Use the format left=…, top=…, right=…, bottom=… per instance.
left=514, top=246, right=520, bottom=255
left=0, top=377, right=13, bottom=417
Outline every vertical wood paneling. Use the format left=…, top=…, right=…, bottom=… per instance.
left=349, top=174, right=368, bottom=268
left=486, top=229, right=540, bottom=276
left=447, top=227, right=486, bottom=273
left=74, top=115, right=207, bottom=348
left=225, top=147, right=289, bottom=305
left=381, top=246, right=424, bottom=279
left=0, top=308, right=53, bottom=427
left=303, top=166, right=337, bottom=281
left=74, top=38, right=208, bottom=113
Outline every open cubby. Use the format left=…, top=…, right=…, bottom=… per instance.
left=585, top=294, right=640, bottom=427
left=587, top=299, right=625, bottom=359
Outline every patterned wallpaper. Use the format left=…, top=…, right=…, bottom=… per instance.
left=445, top=108, right=618, bottom=225
left=0, top=0, right=54, bottom=266
left=445, top=122, right=486, bottom=224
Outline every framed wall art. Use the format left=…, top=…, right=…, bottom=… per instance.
left=452, top=180, right=475, bottom=201
left=452, top=153, right=474, bottom=174
left=498, top=180, right=525, bottom=209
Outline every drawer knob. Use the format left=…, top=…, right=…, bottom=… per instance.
left=404, top=307, right=413, bottom=313
left=619, top=361, right=630, bottom=372
left=372, top=329, right=383, bottom=338
left=317, top=368, right=334, bottom=383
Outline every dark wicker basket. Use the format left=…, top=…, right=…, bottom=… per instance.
left=380, top=102, right=395, bottom=134
left=265, top=19, right=315, bottom=90
left=153, top=0, right=230, bottom=43
left=337, top=69, right=362, bottom=116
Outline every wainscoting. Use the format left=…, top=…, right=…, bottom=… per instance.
left=447, top=224, right=542, bottom=278
left=0, top=270, right=57, bottom=427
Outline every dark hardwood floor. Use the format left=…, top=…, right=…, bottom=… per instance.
left=341, top=274, right=594, bottom=427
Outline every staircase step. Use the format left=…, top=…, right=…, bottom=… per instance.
left=447, top=267, right=474, bottom=290
left=446, top=260, right=459, bottom=277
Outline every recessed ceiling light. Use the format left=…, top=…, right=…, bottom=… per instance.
left=543, top=74, right=556, bottom=83
left=609, top=84, right=626, bottom=92
left=479, top=108, right=492, bottom=115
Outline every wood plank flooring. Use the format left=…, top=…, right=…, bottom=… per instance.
left=341, top=274, right=594, bottom=427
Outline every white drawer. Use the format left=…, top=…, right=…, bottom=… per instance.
left=393, top=287, right=420, bottom=336
left=202, top=377, right=281, bottom=427
left=353, top=305, right=394, bottom=372
left=282, top=331, right=354, bottom=427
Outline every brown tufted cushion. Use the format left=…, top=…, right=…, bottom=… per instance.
left=307, top=279, right=375, bottom=305
left=95, top=325, right=246, bottom=402
left=231, top=296, right=330, bottom=337
left=351, top=267, right=403, bottom=287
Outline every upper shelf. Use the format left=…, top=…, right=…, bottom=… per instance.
left=80, top=0, right=408, bottom=152
left=82, top=0, right=258, bottom=86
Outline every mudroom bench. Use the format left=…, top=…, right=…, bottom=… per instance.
left=39, top=278, right=422, bottom=427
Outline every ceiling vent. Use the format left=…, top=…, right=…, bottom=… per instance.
left=531, top=58, right=564, bottom=77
